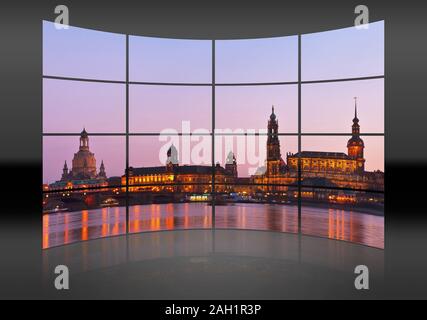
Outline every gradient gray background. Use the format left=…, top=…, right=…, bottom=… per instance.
left=0, top=0, right=426, bottom=299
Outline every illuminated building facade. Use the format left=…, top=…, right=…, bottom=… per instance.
left=253, top=101, right=384, bottom=193
left=123, top=145, right=237, bottom=193
left=46, top=105, right=383, bottom=198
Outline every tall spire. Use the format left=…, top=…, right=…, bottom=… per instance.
left=351, top=97, right=360, bottom=136
left=354, top=97, right=358, bottom=120
left=347, top=97, right=365, bottom=171
left=270, top=105, right=276, bottom=121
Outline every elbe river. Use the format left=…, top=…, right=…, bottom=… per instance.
left=43, top=203, right=384, bottom=249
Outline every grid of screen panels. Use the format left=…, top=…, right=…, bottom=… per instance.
left=42, top=20, right=384, bottom=249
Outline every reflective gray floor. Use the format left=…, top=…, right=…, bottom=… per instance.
left=42, top=229, right=384, bottom=299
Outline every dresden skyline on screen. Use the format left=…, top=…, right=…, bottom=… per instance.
left=42, top=20, right=384, bottom=184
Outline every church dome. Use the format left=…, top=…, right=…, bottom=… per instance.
left=72, top=150, right=97, bottom=179
left=70, top=128, right=97, bottom=179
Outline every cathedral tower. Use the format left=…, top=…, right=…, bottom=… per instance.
left=266, top=106, right=282, bottom=176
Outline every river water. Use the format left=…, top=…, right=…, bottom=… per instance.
left=43, top=203, right=384, bottom=249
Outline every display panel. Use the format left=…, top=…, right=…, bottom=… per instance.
left=128, top=135, right=213, bottom=232
left=301, top=187, right=384, bottom=248
left=300, top=136, right=384, bottom=176
left=129, top=36, right=212, bottom=83
left=215, top=85, right=298, bottom=133
left=302, top=79, right=384, bottom=133
left=129, top=85, right=211, bottom=134
left=42, top=21, right=384, bottom=249
left=43, top=79, right=125, bottom=133
left=214, top=134, right=299, bottom=178
left=216, top=36, right=298, bottom=83
left=43, top=188, right=127, bottom=249
left=43, top=136, right=126, bottom=248
left=43, top=136, right=125, bottom=189
left=301, top=21, right=384, bottom=81
left=299, top=136, right=384, bottom=248
left=43, top=21, right=126, bottom=80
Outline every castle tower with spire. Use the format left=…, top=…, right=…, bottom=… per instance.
left=266, top=105, right=282, bottom=176
left=347, top=97, right=365, bottom=173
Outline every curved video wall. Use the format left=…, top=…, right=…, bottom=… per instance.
left=42, top=21, right=384, bottom=249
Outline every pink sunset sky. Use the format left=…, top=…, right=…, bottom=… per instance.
left=42, top=21, right=384, bottom=183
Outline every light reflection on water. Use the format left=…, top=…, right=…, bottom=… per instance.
left=42, top=203, right=384, bottom=249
